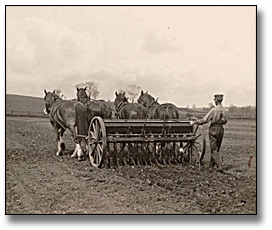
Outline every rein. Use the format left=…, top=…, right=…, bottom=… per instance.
left=150, top=98, right=159, bottom=106
left=144, top=99, right=159, bottom=118
left=50, top=99, right=64, bottom=116
left=117, top=100, right=128, bottom=110
left=145, top=98, right=170, bottom=122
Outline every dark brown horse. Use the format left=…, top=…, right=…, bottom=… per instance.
left=114, top=92, right=147, bottom=119
left=44, top=90, right=88, bottom=160
left=76, top=87, right=112, bottom=119
left=137, top=91, right=179, bottom=120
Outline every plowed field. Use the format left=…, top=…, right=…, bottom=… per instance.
left=6, top=117, right=256, bottom=214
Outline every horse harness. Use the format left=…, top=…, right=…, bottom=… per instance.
left=49, top=99, right=88, bottom=140
left=115, top=100, right=129, bottom=118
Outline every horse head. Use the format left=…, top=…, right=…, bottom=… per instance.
left=114, top=91, right=128, bottom=109
left=43, top=89, right=60, bottom=114
left=76, top=87, right=90, bottom=104
left=137, top=90, right=158, bottom=107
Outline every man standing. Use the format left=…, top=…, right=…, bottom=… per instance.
left=192, top=94, right=228, bottom=173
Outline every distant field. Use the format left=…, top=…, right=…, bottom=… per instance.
left=6, top=94, right=45, bottom=117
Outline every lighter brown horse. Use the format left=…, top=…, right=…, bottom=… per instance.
left=114, top=92, right=147, bottom=119
left=43, top=90, right=88, bottom=160
left=137, top=91, right=179, bottom=120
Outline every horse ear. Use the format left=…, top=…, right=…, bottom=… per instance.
left=115, top=91, right=118, bottom=97
left=141, top=90, right=143, bottom=95
left=123, top=92, right=125, bottom=95
left=53, top=90, right=56, bottom=94
left=44, top=89, right=47, bottom=95
left=84, top=86, right=87, bottom=91
left=146, top=91, right=148, bottom=94
left=77, top=87, right=79, bottom=92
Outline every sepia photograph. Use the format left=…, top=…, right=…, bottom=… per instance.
left=5, top=5, right=256, bottom=215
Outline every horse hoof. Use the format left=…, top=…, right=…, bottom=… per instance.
left=71, top=153, right=77, bottom=158
left=78, top=157, right=85, bottom=161
left=56, top=152, right=63, bottom=156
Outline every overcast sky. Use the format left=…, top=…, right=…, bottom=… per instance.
left=6, top=6, right=256, bottom=107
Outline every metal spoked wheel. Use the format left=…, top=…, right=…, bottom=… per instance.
left=88, top=116, right=107, bottom=168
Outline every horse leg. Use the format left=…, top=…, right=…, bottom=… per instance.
left=69, top=125, right=84, bottom=161
left=52, top=123, right=63, bottom=156
left=59, top=128, right=65, bottom=150
left=69, top=126, right=78, bottom=158
left=56, top=128, right=65, bottom=156
left=72, top=143, right=84, bottom=161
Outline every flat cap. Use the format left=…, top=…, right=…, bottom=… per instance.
left=213, top=94, right=224, bottom=100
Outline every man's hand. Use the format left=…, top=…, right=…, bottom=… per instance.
left=190, top=121, right=196, bottom=126
left=187, top=116, right=198, bottom=121
left=219, top=118, right=227, bottom=125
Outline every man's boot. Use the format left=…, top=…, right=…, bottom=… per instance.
left=209, top=155, right=216, bottom=169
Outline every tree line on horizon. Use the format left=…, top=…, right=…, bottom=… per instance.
left=53, top=81, right=141, bottom=103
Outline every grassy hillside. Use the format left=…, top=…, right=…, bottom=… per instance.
left=6, top=94, right=45, bottom=115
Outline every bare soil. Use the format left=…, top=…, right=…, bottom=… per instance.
left=6, top=117, right=256, bottom=214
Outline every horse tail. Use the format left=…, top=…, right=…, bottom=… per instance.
left=87, top=106, right=94, bottom=125
left=151, top=107, right=158, bottom=119
left=143, top=106, right=149, bottom=119
left=93, top=102, right=104, bottom=119
left=173, top=106, right=179, bottom=119
left=86, top=102, right=104, bottom=121
left=75, top=103, right=88, bottom=136
left=166, top=104, right=179, bottom=120
left=97, top=101, right=112, bottom=119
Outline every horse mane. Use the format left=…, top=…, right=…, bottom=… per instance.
left=145, top=93, right=159, bottom=106
left=145, top=93, right=154, bottom=101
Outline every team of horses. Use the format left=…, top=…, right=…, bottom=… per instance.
left=43, top=88, right=180, bottom=160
